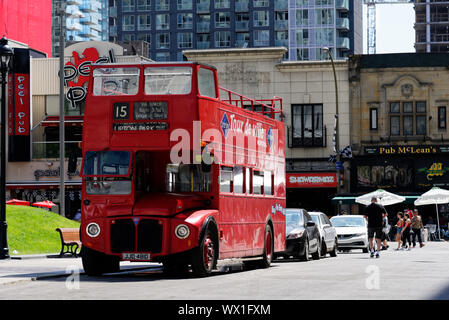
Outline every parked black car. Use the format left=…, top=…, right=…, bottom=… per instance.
left=283, top=209, right=321, bottom=261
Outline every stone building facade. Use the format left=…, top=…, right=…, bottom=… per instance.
left=348, top=53, right=449, bottom=214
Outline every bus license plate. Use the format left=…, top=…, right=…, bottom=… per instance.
left=122, top=253, right=150, bottom=261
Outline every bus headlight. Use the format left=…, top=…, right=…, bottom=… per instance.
left=175, top=224, right=190, bottom=239
left=86, top=223, right=100, bottom=238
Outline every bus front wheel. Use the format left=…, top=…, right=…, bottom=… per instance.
left=81, top=246, right=120, bottom=276
left=191, top=223, right=218, bottom=277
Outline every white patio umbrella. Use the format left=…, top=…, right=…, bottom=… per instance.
left=414, top=187, right=449, bottom=240
left=355, top=189, right=406, bottom=206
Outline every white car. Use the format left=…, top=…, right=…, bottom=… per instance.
left=330, top=215, right=369, bottom=253
left=309, top=212, right=338, bottom=257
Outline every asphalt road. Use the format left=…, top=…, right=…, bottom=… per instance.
left=0, top=241, right=448, bottom=301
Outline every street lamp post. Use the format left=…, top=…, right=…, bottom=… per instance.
left=59, top=8, right=66, bottom=217
left=0, top=37, right=14, bottom=260
left=323, top=47, right=341, bottom=196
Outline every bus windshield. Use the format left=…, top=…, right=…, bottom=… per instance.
left=93, top=67, right=139, bottom=96
left=83, top=151, right=131, bottom=176
left=144, top=67, right=192, bottom=95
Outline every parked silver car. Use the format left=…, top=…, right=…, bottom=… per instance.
left=309, top=212, right=338, bottom=257
left=330, top=215, right=369, bottom=253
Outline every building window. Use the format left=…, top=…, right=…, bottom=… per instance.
left=236, top=13, right=250, bottom=31
left=254, top=11, right=269, bottom=27
left=156, top=14, right=169, bottom=30
left=296, top=9, right=309, bottom=26
left=296, top=29, right=309, bottom=46
left=389, top=101, right=426, bottom=136
left=177, top=32, right=193, bottom=48
left=137, top=0, right=151, bottom=11
left=137, top=33, right=151, bottom=43
left=370, top=108, right=378, bottom=130
left=155, top=52, right=170, bottom=61
left=177, top=0, right=193, bottom=10
left=296, top=48, right=309, bottom=60
left=123, top=34, right=135, bottom=41
left=122, top=15, right=135, bottom=31
left=197, top=14, right=210, bottom=32
left=123, top=0, right=135, bottom=12
left=438, top=106, right=447, bottom=129
left=254, top=30, right=269, bottom=46
left=315, top=8, right=333, bottom=25
left=137, top=14, right=151, bottom=30
left=315, top=28, right=334, bottom=47
left=215, top=12, right=230, bottom=28
left=291, top=104, right=324, bottom=147
left=155, top=0, right=169, bottom=10
left=177, top=13, right=193, bottom=29
left=197, top=33, right=210, bottom=48
left=197, top=0, right=210, bottom=12
left=156, top=33, right=170, bottom=49
left=215, top=31, right=231, bottom=47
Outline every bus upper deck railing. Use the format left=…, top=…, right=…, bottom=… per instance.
left=219, top=87, right=284, bottom=122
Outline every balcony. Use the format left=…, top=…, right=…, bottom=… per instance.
left=66, top=22, right=82, bottom=31
left=274, top=0, right=288, bottom=11
left=275, top=20, right=288, bottom=30
left=67, top=0, right=82, bottom=5
left=336, top=18, right=349, bottom=30
left=337, top=37, right=350, bottom=49
left=197, top=41, right=210, bottom=49
left=196, top=22, right=210, bottom=33
left=109, top=6, right=117, bottom=18
left=275, top=39, right=288, bottom=47
left=197, top=2, right=210, bottom=13
left=235, top=1, right=249, bottom=12
left=109, top=25, right=117, bottom=37
left=235, top=21, right=249, bottom=31
left=336, top=0, right=349, bottom=11
left=80, top=3, right=101, bottom=13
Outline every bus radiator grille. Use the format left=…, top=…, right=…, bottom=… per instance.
left=110, top=219, right=135, bottom=253
left=137, top=219, right=163, bottom=253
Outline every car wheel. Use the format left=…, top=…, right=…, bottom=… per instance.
left=299, top=239, right=310, bottom=261
left=320, top=238, right=327, bottom=257
left=311, top=240, right=321, bottom=260
left=329, top=238, right=338, bottom=257
left=362, top=245, right=369, bottom=253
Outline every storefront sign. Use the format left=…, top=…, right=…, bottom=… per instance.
left=287, top=173, right=337, bottom=188
left=415, top=159, right=449, bottom=189
left=8, top=48, right=31, bottom=161
left=365, top=145, right=449, bottom=155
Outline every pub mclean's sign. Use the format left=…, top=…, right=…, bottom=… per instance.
left=365, top=145, right=449, bottom=155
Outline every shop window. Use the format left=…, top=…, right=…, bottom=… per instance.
left=438, top=106, right=447, bottom=129
left=291, top=104, right=324, bottom=147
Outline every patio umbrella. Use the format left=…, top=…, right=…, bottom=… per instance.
left=414, top=187, right=449, bottom=240
left=355, top=189, right=406, bottom=206
left=32, top=200, right=56, bottom=209
left=6, top=199, right=30, bottom=206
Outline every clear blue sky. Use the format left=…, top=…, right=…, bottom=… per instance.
left=363, top=3, right=415, bottom=54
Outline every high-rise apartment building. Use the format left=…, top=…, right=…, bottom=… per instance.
left=415, top=0, right=449, bottom=53
left=109, top=0, right=362, bottom=61
left=52, top=0, right=109, bottom=57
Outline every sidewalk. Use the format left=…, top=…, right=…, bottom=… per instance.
left=0, top=254, right=160, bottom=286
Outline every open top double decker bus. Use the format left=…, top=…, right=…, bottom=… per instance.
left=80, top=62, right=286, bottom=276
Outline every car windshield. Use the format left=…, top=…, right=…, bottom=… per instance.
left=286, top=210, right=304, bottom=228
left=330, top=216, right=365, bottom=227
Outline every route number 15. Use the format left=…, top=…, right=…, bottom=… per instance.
left=113, top=102, right=129, bottom=120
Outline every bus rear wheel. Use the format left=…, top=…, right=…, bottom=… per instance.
left=191, top=223, right=218, bottom=277
left=81, top=246, right=120, bottom=276
left=258, top=224, right=273, bottom=269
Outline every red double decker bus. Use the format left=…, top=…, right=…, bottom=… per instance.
left=80, top=62, right=286, bottom=276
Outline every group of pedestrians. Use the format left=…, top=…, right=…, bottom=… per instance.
left=363, top=197, right=425, bottom=258
left=395, top=208, right=425, bottom=250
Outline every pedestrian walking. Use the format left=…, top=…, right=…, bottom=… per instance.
left=411, top=209, right=425, bottom=248
left=395, top=212, right=404, bottom=250
left=401, top=213, right=412, bottom=250
left=381, top=213, right=390, bottom=250
left=364, top=197, right=387, bottom=258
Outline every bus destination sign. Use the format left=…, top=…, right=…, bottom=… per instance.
left=113, top=122, right=167, bottom=131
